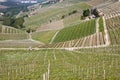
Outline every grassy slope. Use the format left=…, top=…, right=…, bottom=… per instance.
left=24, top=2, right=91, bottom=29
left=63, top=13, right=82, bottom=27
left=106, top=16, right=120, bottom=45
left=99, top=17, right=104, bottom=32
left=0, top=40, right=41, bottom=48
left=0, top=24, right=2, bottom=33
left=53, top=19, right=96, bottom=42
left=87, top=0, right=111, bottom=6
left=0, top=34, right=28, bottom=40
left=109, top=28, right=120, bottom=45
left=32, top=31, right=57, bottom=44
left=0, top=25, right=28, bottom=40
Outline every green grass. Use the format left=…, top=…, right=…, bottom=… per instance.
left=24, top=2, right=91, bottom=29
left=54, top=0, right=89, bottom=5
left=109, top=28, right=120, bottom=45
left=0, top=46, right=120, bottom=80
left=0, top=39, right=41, bottom=48
left=106, top=16, right=120, bottom=45
left=32, top=31, right=57, bottom=44
left=53, top=19, right=96, bottom=42
left=63, top=13, right=82, bottom=27
left=0, top=33, right=28, bottom=40
left=99, top=17, right=104, bottom=32
left=0, top=25, right=28, bottom=40
left=0, top=24, right=2, bottom=33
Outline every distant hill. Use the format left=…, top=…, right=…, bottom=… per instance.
left=0, top=0, right=7, bottom=2
left=0, top=5, right=8, bottom=9
left=87, top=0, right=116, bottom=6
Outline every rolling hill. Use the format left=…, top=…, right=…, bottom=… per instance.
left=24, top=2, right=91, bottom=29
left=0, top=0, right=120, bottom=80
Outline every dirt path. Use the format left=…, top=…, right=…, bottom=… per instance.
left=50, top=31, right=59, bottom=44
left=102, top=16, right=110, bottom=46
left=96, top=18, right=100, bottom=33
left=96, top=18, right=100, bottom=46
left=28, top=32, right=45, bottom=44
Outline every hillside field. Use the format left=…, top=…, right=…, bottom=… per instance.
left=24, top=2, right=91, bottom=29
left=32, top=31, right=57, bottom=44
left=0, top=0, right=120, bottom=80
left=53, top=19, right=96, bottom=43
left=0, top=46, right=120, bottom=80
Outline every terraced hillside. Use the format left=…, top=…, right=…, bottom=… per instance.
left=0, top=46, right=120, bottom=80
left=41, top=17, right=107, bottom=49
left=101, top=2, right=120, bottom=18
left=63, top=13, right=82, bottom=27
left=35, top=1, right=120, bottom=48
left=50, top=0, right=89, bottom=7
left=53, top=19, right=96, bottom=43
left=40, top=1, right=120, bottom=49
left=87, top=0, right=112, bottom=6
left=0, top=1, right=120, bottom=80
left=0, top=25, right=43, bottom=48
left=24, top=2, right=91, bottom=29
left=32, top=31, right=57, bottom=44
left=36, top=20, right=64, bottom=32
left=105, top=15, right=120, bottom=45
left=0, top=25, right=28, bottom=40
left=0, top=40, right=41, bottom=48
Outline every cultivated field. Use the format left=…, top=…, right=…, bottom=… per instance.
left=0, top=25, right=28, bottom=40
left=0, top=25, right=42, bottom=48
left=53, top=19, right=96, bottom=43
left=24, top=3, right=91, bottom=29
left=0, top=0, right=120, bottom=80
left=0, top=46, right=120, bottom=80
left=32, top=31, right=57, bottom=44
left=106, top=16, right=120, bottom=45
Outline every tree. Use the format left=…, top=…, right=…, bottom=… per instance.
left=68, top=10, right=77, bottom=16
left=3, top=15, right=25, bottom=29
left=3, top=16, right=12, bottom=26
left=61, top=15, right=65, bottom=19
left=83, top=9, right=90, bottom=17
left=26, top=28, right=35, bottom=33
left=12, top=17, right=25, bottom=29
left=92, top=8, right=100, bottom=17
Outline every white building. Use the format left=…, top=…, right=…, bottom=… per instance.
left=20, top=0, right=37, bottom=4
left=0, top=13, right=4, bottom=16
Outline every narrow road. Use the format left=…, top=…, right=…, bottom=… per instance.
left=102, top=16, right=110, bottom=46
left=28, top=32, right=45, bottom=44
left=50, top=31, right=59, bottom=44
left=96, top=18, right=100, bottom=46
left=96, top=18, right=100, bottom=33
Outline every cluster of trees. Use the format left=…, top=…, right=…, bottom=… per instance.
left=0, top=1, right=30, bottom=16
left=83, top=9, right=90, bottom=17
left=91, top=8, right=100, bottom=17
left=82, top=8, right=101, bottom=19
left=3, top=16, right=25, bottom=29
left=61, top=10, right=77, bottom=19
left=26, top=28, right=36, bottom=33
